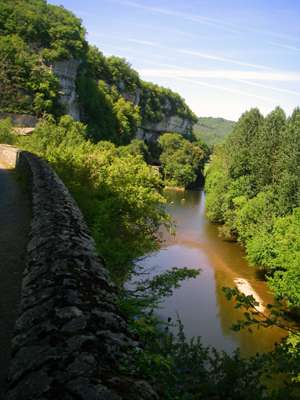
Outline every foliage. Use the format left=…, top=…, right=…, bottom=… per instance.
left=193, top=116, right=236, bottom=147
left=0, top=0, right=85, bottom=115
left=223, top=287, right=300, bottom=398
left=113, top=96, right=141, bottom=144
left=0, top=0, right=86, bottom=61
left=0, top=118, right=16, bottom=144
left=126, top=318, right=269, bottom=400
left=117, top=139, right=150, bottom=162
left=158, top=132, right=206, bottom=188
left=205, top=107, right=300, bottom=307
left=0, top=34, right=60, bottom=115
left=77, top=76, right=140, bottom=144
left=106, top=56, right=140, bottom=93
left=18, top=116, right=169, bottom=281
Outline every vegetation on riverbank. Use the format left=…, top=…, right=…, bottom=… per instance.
left=205, top=107, right=300, bottom=310
left=158, top=132, right=207, bottom=188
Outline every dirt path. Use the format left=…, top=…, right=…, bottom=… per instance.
left=0, top=162, right=30, bottom=398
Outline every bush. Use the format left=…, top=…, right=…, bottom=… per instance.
left=158, top=132, right=205, bottom=188
left=0, top=118, right=15, bottom=144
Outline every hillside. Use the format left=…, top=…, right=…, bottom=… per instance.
left=193, top=116, right=235, bottom=146
left=0, top=0, right=196, bottom=145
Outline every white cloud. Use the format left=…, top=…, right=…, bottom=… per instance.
left=139, top=68, right=300, bottom=98
left=268, top=41, right=300, bottom=52
left=179, top=50, right=273, bottom=71
left=139, top=68, right=300, bottom=83
left=110, top=0, right=300, bottom=54
left=233, top=79, right=300, bottom=97
left=173, top=77, right=275, bottom=103
left=127, top=38, right=159, bottom=47
left=112, top=0, right=240, bottom=33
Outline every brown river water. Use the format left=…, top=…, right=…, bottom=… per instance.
left=137, top=190, right=286, bottom=356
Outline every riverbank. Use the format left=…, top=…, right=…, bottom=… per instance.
left=164, top=185, right=185, bottom=192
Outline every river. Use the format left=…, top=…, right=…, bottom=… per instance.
left=136, top=190, right=286, bottom=356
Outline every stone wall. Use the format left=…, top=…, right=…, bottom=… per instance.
left=0, top=146, right=157, bottom=400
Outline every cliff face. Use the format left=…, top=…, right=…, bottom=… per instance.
left=136, top=115, right=193, bottom=142
left=122, top=89, right=194, bottom=142
left=122, top=87, right=142, bottom=106
left=138, top=115, right=193, bottom=142
left=52, top=62, right=194, bottom=141
left=52, top=60, right=80, bottom=120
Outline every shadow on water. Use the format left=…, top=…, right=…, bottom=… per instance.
left=137, top=190, right=286, bottom=356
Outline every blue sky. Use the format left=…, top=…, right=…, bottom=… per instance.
left=49, top=0, right=300, bottom=120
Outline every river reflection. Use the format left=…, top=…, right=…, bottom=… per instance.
left=137, top=190, right=286, bottom=356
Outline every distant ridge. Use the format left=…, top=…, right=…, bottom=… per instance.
left=193, top=116, right=236, bottom=146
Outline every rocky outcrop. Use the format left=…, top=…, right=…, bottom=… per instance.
left=1, top=146, right=157, bottom=400
left=52, top=60, right=80, bottom=120
left=122, top=88, right=142, bottom=107
left=137, top=115, right=193, bottom=142
left=121, top=90, right=194, bottom=142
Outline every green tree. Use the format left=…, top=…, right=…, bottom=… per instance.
left=113, top=96, right=141, bottom=145
left=158, top=132, right=205, bottom=188
left=106, top=56, right=140, bottom=93
left=205, top=106, right=300, bottom=309
left=254, top=107, right=286, bottom=189
left=226, top=108, right=263, bottom=184
left=0, top=34, right=59, bottom=115
left=0, top=118, right=16, bottom=144
left=117, top=139, right=150, bottom=162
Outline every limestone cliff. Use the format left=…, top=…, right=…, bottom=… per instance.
left=137, top=114, right=193, bottom=142
left=122, top=87, right=195, bottom=142
left=52, top=60, right=80, bottom=120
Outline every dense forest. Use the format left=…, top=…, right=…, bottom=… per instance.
left=1, top=0, right=300, bottom=399
left=206, top=107, right=300, bottom=309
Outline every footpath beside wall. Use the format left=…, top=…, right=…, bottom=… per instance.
left=0, top=146, right=31, bottom=399
left=0, top=145, right=157, bottom=400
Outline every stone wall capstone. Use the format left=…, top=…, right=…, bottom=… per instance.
left=1, top=147, right=157, bottom=400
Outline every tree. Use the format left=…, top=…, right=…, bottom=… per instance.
left=226, top=108, right=263, bottom=184
left=158, top=132, right=205, bottom=188
left=254, top=107, right=286, bottom=189
left=205, top=106, right=300, bottom=309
